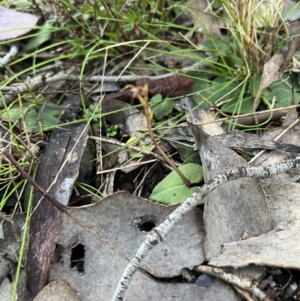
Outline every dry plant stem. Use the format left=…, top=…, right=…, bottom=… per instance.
left=139, top=94, right=191, bottom=187
left=111, top=156, right=300, bottom=301
left=96, top=159, right=159, bottom=174
left=89, top=135, right=172, bottom=163
left=197, top=93, right=230, bottom=118
left=2, top=150, right=66, bottom=213
left=233, top=286, right=256, bottom=301
left=194, top=266, right=268, bottom=301
left=0, top=66, right=192, bottom=91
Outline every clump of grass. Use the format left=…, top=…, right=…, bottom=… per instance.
left=0, top=1, right=298, bottom=209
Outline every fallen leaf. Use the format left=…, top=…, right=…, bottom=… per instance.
left=48, top=192, right=216, bottom=300
left=187, top=109, right=271, bottom=260
left=26, top=124, right=88, bottom=299
left=0, top=5, right=39, bottom=41
left=33, top=280, right=81, bottom=301
left=185, top=0, right=221, bottom=44
left=212, top=130, right=300, bottom=153
left=209, top=220, right=300, bottom=269
left=23, top=20, right=54, bottom=52
left=251, top=120, right=300, bottom=169
left=253, top=21, right=300, bottom=111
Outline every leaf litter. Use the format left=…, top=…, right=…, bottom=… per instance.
left=48, top=192, right=238, bottom=301
left=209, top=107, right=300, bottom=269
left=3, top=1, right=300, bottom=301
left=187, top=109, right=271, bottom=260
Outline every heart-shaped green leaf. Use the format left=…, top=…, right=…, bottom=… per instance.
left=262, top=82, right=300, bottom=108
left=150, top=163, right=203, bottom=205
left=2, top=103, right=62, bottom=133
left=221, top=94, right=253, bottom=114
left=150, top=94, right=174, bottom=120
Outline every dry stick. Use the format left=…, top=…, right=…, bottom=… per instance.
left=0, top=44, right=18, bottom=68
left=111, top=156, right=300, bottom=301
left=89, top=135, right=169, bottom=163
left=1, top=62, right=202, bottom=92
left=194, top=265, right=268, bottom=301
left=2, top=150, right=66, bottom=213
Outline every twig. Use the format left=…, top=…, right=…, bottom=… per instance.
left=2, top=150, right=66, bottom=213
left=194, top=265, right=269, bottom=301
left=1, top=62, right=202, bottom=91
left=111, top=156, right=300, bottom=301
left=0, top=61, right=203, bottom=107
left=143, top=104, right=300, bottom=132
left=0, top=44, right=19, bottom=68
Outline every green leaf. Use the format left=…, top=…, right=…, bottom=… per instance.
left=249, top=73, right=262, bottom=97
left=202, top=36, right=231, bottom=54
left=262, top=82, right=300, bottom=108
left=190, top=78, right=211, bottom=109
left=209, top=77, right=241, bottom=104
left=222, top=55, right=244, bottom=69
left=150, top=163, right=203, bottom=205
left=3, top=107, right=24, bottom=122
left=150, top=94, right=173, bottom=120
left=222, top=94, right=253, bottom=114
left=2, top=104, right=62, bottom=133
left=169, top=141, right=201, bottom=164
left=191, top=77, right=241, bottom=109
left=23, top=110, right=39, bottom=131
left=40, top=113, right=60, bottom=131
left=23, top=20, right=55, bottom=52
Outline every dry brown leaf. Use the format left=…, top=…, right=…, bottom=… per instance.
left=136, top=75, right=194, bottom=97
left=213, top=130, right=300, bottom=153
left=252, top=122, right=300, bottom=170
left=185, top=0, right=221, bottom=43
left=26, top=124, right=88, bottom=299
left=253, top=21, right=300, bottom=113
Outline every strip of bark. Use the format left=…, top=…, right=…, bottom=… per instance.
left=25, top=124, right=88, bottom=300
